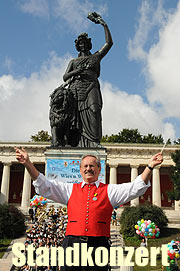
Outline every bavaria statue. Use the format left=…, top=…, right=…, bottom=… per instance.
left=49, top=12, right=113, bottom=148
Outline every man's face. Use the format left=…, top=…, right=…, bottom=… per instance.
left=80, top=156, right=101, bottom=183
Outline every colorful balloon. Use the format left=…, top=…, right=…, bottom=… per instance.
left=166, top=240, right=180, bottom=262
left=135, top=219, right=160, bottom=239
left=29, top=195, right=47, bottom=207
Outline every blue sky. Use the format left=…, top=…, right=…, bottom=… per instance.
left=1, top=0, right=180, bottom=142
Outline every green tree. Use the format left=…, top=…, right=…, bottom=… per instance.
left=101, top=128, right=143, bottom=143
left=31, top=130, right=51, bottom=142
left=174, top=138, right=180, bottom=145
left=101, top=128, right=166, bottom=144
left=167, top=150, right=180, bottom=200
left=142, top=133, right=164, bottom=144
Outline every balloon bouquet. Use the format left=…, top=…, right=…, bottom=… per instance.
left=30, top=195, right=47, bottom=207
left=167, top=240, right=180, bottom=269
left=135, top=219, right=160, bottom=243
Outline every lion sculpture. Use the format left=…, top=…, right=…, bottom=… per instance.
left=49, top=85, right=78, bottom=147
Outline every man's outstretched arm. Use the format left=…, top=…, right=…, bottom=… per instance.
left=15, top=147, right=39, bottom=180
left=108, top=152, right=163, bottom=207
left=15, top=147, right=73, bottom=204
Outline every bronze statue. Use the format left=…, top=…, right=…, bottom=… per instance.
left=50, top=12, right=113, bottom=148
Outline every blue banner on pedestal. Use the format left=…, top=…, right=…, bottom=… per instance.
left=46, top=158, right=105, bottom=184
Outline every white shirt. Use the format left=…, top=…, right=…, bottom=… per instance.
left=33, top=173, right=150, bottom=208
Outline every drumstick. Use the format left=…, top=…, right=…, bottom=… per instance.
left=161, top=140, right=168, bottom=154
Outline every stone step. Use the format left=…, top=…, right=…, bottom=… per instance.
left=168, top=223, right=180, bottom=228
left=164, top=210, right=180, bottom=217
left=0, top=259, right=12, bottom=271
left=168, top=219, right=180, bottom=223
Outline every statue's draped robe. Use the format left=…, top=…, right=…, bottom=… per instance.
left=68, top=53, right=103, bottom=147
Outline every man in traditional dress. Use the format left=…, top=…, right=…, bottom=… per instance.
left=15, top=147, right=163, bottom=270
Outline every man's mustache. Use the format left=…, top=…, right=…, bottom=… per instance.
left=85, top=170, right=94, bottom=175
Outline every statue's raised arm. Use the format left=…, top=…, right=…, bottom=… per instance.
left=87, top=12, right=113, bottom=58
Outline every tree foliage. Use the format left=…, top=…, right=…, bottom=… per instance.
left=0, top=204, right=26, bottom=238
left=101, top=128, right=165, bottom=144
left=119, top=204, right=168, bottom=238
left=142, top=133, right=164, bottom=144
left=31, top=130, right=51, bottom=142
left=174, top=138, right=180, bottom=145
left=167, top=150, right=180, bottom=200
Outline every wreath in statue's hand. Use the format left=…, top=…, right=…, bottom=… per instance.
left=87, top=12, right=106, bottom=26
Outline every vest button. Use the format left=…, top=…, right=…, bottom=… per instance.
left=86, top=222, right=88, bottom=224
left=85, top=229, right=88, bottom=231
left=86, top=211, right=89, bottom=213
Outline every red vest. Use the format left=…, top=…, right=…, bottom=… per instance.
left=65, top=182, right=113, bottom=237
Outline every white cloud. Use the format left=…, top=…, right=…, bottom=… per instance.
left=18, top=0, right=107, bottom=32
left=101, top=81, right=175, bottom=141
left=127, top=0, right=180, bottom=139
left=0, top=52, right=71, bottom=141
left=18, top=0, right=49, bottom=18
left=54, top=0, right=107, bottom=32
left=128, top=0, right=168, bottom=62
left=147, top=1, right=180, bottom=118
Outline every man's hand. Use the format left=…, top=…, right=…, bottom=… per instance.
left=141, top=152, right=163, bottom=184
left=15, top=147, right=39, bottom=180
left=15, top=147, right=30, bottom=165
left=148, top=152, right=163, bottom=169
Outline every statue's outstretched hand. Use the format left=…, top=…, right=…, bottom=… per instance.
left=87, top=12, right=107, bottom=26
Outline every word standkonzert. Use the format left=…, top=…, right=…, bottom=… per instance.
left=12, top=243, right=169, bottom=267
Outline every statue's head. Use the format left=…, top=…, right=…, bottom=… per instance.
left=75, top=33, right=92, bottom=52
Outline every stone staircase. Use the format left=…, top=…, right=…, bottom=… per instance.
left=164, top=209, right=180, bottom=228
left=110, top=225, right=133, bottom=271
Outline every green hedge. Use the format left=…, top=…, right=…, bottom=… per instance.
left=119, top=204, right=168, bottom=238
left=0, top=204, right=26, bottom=239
